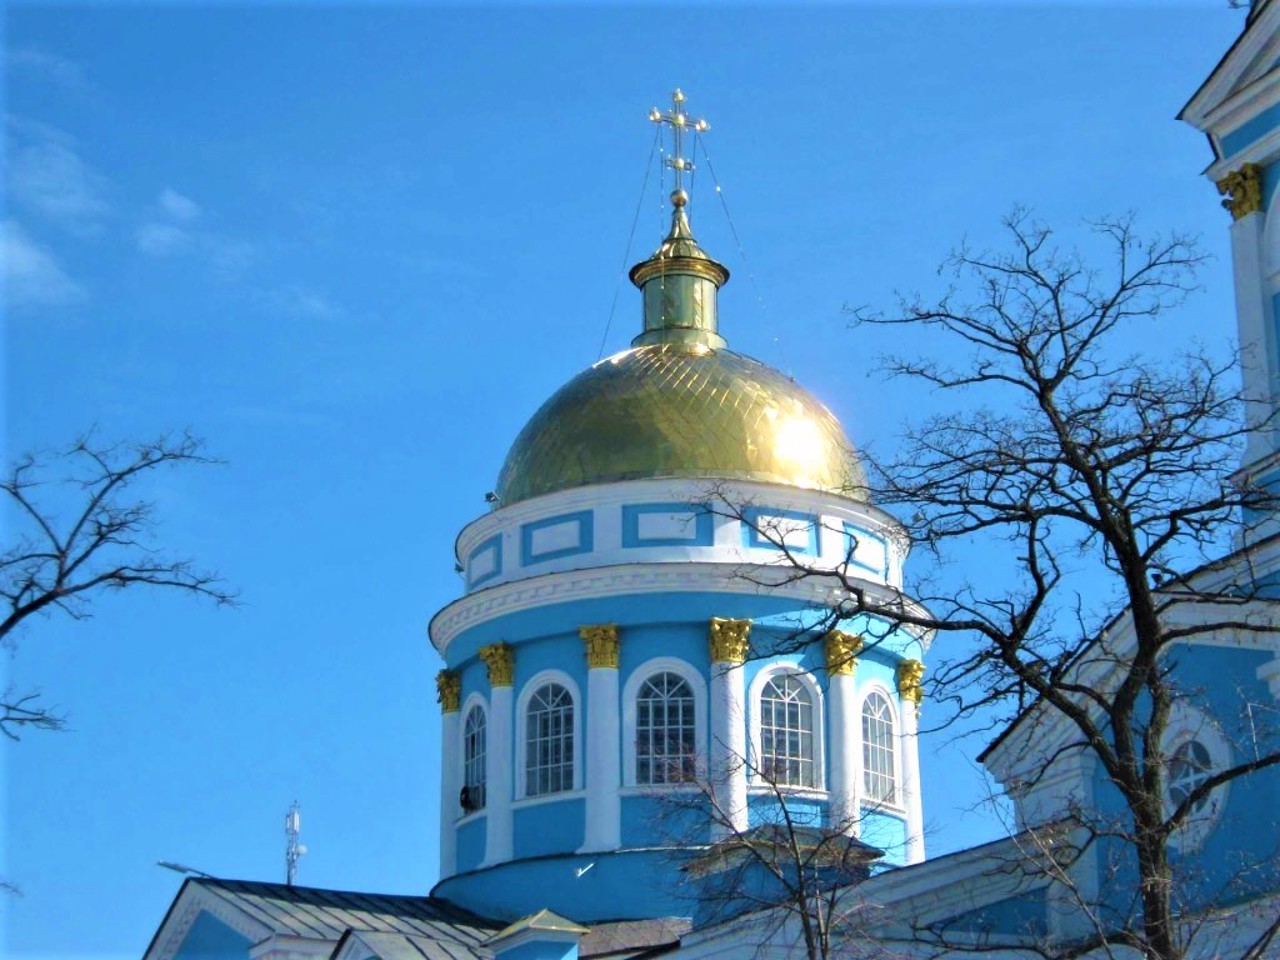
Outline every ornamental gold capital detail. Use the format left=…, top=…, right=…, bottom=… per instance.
left=581, top=624, right=620, bottom=669
left=1217, top=162, right=1263, bottom=220
left=709, top=617, right=751, bottom=664
left=479, top=642, right=515, bottom=688
left=897, top=659, right=926, bottom=715
left=436, top=670, right=461, bottom=713
left=824, top=630, right=863, bottom=676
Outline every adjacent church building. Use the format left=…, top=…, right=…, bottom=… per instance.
left=144, top=8, right=1280, bottom=959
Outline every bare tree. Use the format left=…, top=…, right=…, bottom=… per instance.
left=1, top=432, right=235, bottom=739
left=659, top=752, right=888, bottom=960
left=709, top=213, right=1280, bottom=960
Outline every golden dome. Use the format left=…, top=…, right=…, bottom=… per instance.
left=495, top=341, right=866, bottom=505
left=496, top=90, right=864, bottom=506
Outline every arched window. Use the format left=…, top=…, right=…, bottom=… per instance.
left=759, top=675, right=815, bottom=787
left=636, top=672, right=696, bottom=785
left=862, top=691, right=897, bottom=804
left=525, top=682, right=574, bottom=797
left=1167, top=739, right=1212, bottom=815
left=461, top=704, right=486, bottom=812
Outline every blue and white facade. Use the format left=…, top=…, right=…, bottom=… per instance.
left=146, top=23, right=1280, bottom=959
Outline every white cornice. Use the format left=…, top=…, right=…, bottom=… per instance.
left=454, top=477, right=905, bottom=567
left=429, top=561, right=931, bottom=655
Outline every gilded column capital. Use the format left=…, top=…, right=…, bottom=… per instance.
left=897, top=659, right=926, bottom=716
left=580, top=623, right=620, bottom=669
left=479, top=642, right=515, bottom=688
left=436, top=670, right=461, bottom=713
left=709, top=617, right=751, bottom=664
left=824, top=630, right=863, bottom=676
left=1217, top=162, right=1263, bottom=220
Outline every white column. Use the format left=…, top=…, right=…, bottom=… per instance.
left=895, top=659, right=926, bottom=863
left=581, top=627, right=619, bottom=855
left=436, top=671, right=461, bottom=878
left=480, top=643, right=515, bottom=866
left=581, top=625, right=621, bottom=852
left=824, top=631, right=861, bottom=836
left=900, top=706, right=924, bottom=863
left=709, top=618, right=751, bottom=838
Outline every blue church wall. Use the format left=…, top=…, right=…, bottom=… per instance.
left=444, top=591, right=925, bottom=679
left=1250, top=563, right=1280, bottom=598
left=616, top=620, right=710, bottom=676
left=444, top=590, right=831, bottom=669
left=1085, top=644, right=1280, bottom=918
left=1264, top=160, right=1280, bottom=211
left=514, top=798, right=586, bottom=858
left=620, top=792, right=709, bottom=847
left=1221, top=101, right=1280, bottom=158
left=491, top=941, right=579, bottom=960
left=860, top=810, right=908, bottom=866
left=934, top=888, right=1049, bottom=939
left=174, top=910, right=253, bottom=960
left=746, top=791, right=827, bottom=828
left=456, top=815, right=487, bottom=873
left=433, top=848, right=698, bottom=923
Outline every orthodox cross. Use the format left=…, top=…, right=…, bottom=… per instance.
left=649, top=88, right=710, bottom=198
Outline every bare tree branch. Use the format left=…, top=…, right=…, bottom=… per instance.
left=1, top=431, right=236, bottom=738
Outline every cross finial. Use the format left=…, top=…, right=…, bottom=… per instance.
left=649, top=88, right=709, bottom=206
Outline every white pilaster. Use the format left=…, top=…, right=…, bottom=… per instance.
left=582, top=665, right=621, bottom=851
left=827, top=672, right=859, bottom=835
left=900, top=704, right=925, bottom=864
left=709, top=660, right=748, bottom=837
left=1230, top=210, right=1276, bottom=472
left=439, top=707, right=460, bottom=877
left=484, top=684, right=514, bottom=865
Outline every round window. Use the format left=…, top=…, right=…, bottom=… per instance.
left=1162, top=703, right=1230, bottom=852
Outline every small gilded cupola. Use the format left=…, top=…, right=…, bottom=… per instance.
left=629, top=89, right=730, bottom=350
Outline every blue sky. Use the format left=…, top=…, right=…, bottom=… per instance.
left=2, top=3, right=1247, bottom=958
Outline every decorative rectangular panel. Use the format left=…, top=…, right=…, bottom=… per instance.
left=741, top=507, right=820, bottom=556
left=622, top=502, right=715, bottom=547
left=842, top=523, right=888, bottom=576
left=521, top=510, right=595, bottom=566
left=467, top=535, right=503, bottom=589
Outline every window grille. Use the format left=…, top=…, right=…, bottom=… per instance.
left=526, top=683, right=574, bottom=796
left=636, top=672, right=696, bottom=784
left=759, top=675, right=815, bottom=788
left=862, top=691, right=896, bottom=803
left=462, top=704, right=486, bottom=811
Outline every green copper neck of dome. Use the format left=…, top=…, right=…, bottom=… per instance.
left=629, top=203, right=730, bottom=350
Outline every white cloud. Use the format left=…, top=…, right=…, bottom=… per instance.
left=267, top=284, right=342, bottom=321
left=7, top=117, right=110, bottom=236
left=3, top=220, right=85, bottom=308
left=135, top=221, right=193, bottom=257
left=157, top=188, right=201, bottom=223
left=9, top=49, right=90, bottom=92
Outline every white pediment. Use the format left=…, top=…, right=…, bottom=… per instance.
left=1183, top=3, right=1280, bottom=138
left=144, top=881, right=275, bottom=960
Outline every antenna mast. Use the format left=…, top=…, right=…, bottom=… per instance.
left=284, top=801, right=306, bottom=886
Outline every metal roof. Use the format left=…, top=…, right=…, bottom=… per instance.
left=192, top=877, right=497, bottom=944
